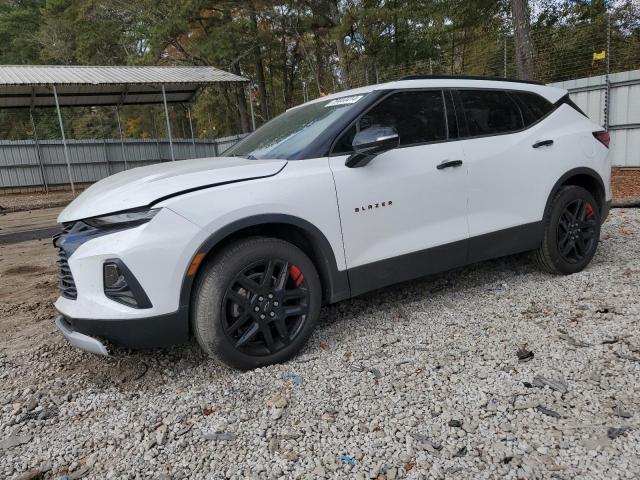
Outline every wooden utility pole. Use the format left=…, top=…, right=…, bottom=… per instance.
left=511, top=0, right=536, bottom=81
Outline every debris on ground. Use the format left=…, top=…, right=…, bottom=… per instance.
left=516, top=347, right=534, bottom=362
left=281, top=372, right=303, bottom=386
left=531, top=375, right=569, bottom=394
left=338, top=453, right=356, bottom=465
left=613, top=406, right=632, bottom=419
left=607, top=427, right=632, bottom=440
left=559, top=333, right=591, bottom=348
left=453, top=446, right=468, bottom=457
left=202, top=431, right=235, bottom=441
left=536, top=405, right=562, bottom=418
left=615, top=351, right=640, bottom=362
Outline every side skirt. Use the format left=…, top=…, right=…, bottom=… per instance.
left=346, top=221, right=544, bottom=298
left=467, top=221, right=543, bottom=265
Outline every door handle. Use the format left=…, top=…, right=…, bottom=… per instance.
left=532, top=139, right=554, bottom=148
left=437, top=159, right=463, bottom=170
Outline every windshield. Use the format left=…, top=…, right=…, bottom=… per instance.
left=225, top=94, right=367, bottom=160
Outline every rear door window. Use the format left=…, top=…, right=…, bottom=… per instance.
left=511, top=91, right=554, bottom=125
left=458, top=90, right=523, bottom=136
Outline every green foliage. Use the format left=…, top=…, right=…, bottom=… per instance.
left=0, top=0, right=638, bottom=140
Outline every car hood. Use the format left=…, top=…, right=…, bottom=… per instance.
left=58, top=156, right=287, bottom=222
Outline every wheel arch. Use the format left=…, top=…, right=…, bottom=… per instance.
left=178, top=215, right=350, bottom=316
left=545, top=167, right=606, bottom=219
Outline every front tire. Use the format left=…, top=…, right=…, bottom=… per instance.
left=535, top=185, right=601, bottom=275
left=192, top=237, right=321, bottom=370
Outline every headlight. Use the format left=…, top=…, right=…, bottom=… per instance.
left=84, top=208, right=160, bottom=228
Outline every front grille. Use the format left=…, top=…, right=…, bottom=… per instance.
left=54, top=223, right=77, bottom=300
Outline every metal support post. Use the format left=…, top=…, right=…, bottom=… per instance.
left=162, top=85, right=176, bottom=161
left=115, top=106, right=128, bottom=170
left=248, top=84, right=256, bottom=131
left=187, top=106, right=196, bottom=157
left=52, top=85, right=75, bottom=196
left=604, top=12, right=611, bottom=130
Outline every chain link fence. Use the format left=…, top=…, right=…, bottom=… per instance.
left=301, top=18, right=639, bottom=97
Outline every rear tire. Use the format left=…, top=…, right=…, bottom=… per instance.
left=192, top=237, right=321, bottom=370
left=535, top=185, right=601, bottom=275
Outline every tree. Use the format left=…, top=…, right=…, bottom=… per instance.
left=511, top=0, right=536, bottom=80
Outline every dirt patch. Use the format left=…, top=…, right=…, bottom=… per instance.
left=0, top=239, right=58, bottom=355
left=0, top=189, right=80, bottom=213
left=4, top=265, right=51, bottom=275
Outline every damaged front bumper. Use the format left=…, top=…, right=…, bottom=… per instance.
left=55, top=315, right=109, bottom=356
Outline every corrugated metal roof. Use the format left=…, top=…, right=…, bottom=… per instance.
left=0, top=65, right=247, bottom=108
left=0, top=65, right=246, bottom=86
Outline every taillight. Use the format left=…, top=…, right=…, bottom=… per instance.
left=593, top=130, right=610, bottom=148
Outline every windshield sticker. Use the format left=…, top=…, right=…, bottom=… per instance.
left=325, top=95, right=363, bottom=107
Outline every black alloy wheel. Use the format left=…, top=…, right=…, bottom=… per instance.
left=555, top=198, right=598, bottom=264
left=222, top=258, right=310, bottom=356
left=535, top=185, right=601, bottom=275
left=191, top=237, right=321, bottom=370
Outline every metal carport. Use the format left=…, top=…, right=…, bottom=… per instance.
left=0, top=65, right=248, bottom=194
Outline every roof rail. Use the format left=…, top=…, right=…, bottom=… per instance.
left=399, top=74, right=543, bottom=86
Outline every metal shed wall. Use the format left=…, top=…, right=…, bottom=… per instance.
left=0, top=135, right=246, bottom=190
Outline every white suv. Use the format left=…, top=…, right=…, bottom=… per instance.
left=54, top=76, right=611, bottom=369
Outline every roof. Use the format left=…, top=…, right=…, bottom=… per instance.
left=0, top=65, right=248, bottom=108
left=301, top=77, right=567, bottom=109
left=400, top=74, right=544, bottom=86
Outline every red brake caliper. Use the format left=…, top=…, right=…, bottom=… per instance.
left=290, top=265, right=304, bottom=287
left=585, top=203, right=594, bottom=219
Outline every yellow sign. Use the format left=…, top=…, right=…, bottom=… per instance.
left=593, top=50, right=606, bottom=61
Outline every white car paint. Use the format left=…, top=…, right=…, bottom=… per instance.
left=55, top=207, right=207, bottom=319
left=329, top=140, right=468, bottom=269
left=59, top=156, right=286, bottom=222
left=162, top=157, right=348, bottom=271
left=463, top=104, right=611, bottom=237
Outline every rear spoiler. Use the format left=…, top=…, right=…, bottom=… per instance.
left=554, top=94, right=587, bottom=117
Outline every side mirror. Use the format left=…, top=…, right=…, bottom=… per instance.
left=345, top=126, right=400, bottom=168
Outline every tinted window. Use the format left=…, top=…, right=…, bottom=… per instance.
left=512, top=91, right=553, bottom=125
left=459, top=90, right=523, bottom=136
left=359, top=91, right=447, bottom=146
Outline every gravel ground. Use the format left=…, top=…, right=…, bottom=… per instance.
left=1, top=209, right=639, bottom=480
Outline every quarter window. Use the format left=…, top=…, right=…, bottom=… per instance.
left=512, top=91, right=553, bottom=126
left=458, top=90, right=523, bottom=136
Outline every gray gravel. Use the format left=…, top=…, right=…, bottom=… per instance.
left=2, top=209, right=640, bottom=479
